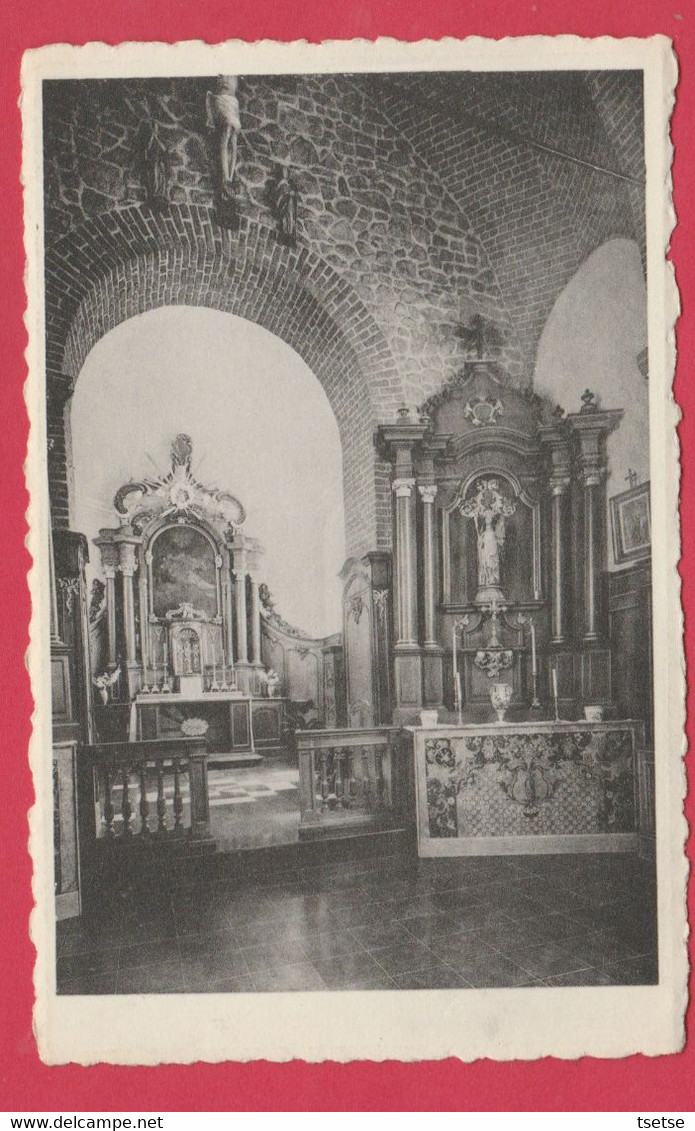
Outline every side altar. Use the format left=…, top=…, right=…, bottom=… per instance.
left=407, top=719, right=644, bottom=856
left=92, top=434, right=285, bottom=757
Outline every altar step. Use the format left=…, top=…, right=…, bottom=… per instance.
left=207, top=751, right=264, bottom=770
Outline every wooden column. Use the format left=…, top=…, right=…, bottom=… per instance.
left=95, top=539, right=120, bottom=667
left=118, top=542, right=138, bottom=663
left=249, top=576, right=262, bottom=664
left=419, top=484, right=438, bottom=646
left=377, top=418, right=429, bottom=722
left=550, top=486, right=569, bottom=643
left=393, top=477, right=417, bottom=646
left=234, top=546, right=249, bottom=664
left=567, top=397, right=623, bottom=644
left=583, top=475, right=600, bottom=642
left=223, top=549, right=235, bottom=667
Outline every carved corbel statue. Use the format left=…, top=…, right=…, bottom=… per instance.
left=206, top=76, right=241, bottom=200
left=270, top=164, right=299, bottom=245
left=135, top=119, right=170, bottom=206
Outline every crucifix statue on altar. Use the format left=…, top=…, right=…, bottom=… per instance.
left=459, top=477, right=517, bottom=604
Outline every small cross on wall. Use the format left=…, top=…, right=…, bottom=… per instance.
left=625, top=469, right=639, bottom=489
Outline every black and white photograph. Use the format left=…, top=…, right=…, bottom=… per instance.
left=24, top=36, right=684, bottom=1063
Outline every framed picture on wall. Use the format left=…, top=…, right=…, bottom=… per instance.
left=610, top=480, right=651, bottom=563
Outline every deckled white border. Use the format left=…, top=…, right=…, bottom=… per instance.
left=22, top=35, right=686, bottom=1064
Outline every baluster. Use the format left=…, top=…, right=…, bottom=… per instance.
left=326, top=748, right=338, bottom=806
left=344, top=747, right=356, bottom=808
left=173, top=759, right=184, bottom=834
left=121, top=767, right=132, bottom=836
left=361, top=748, right=372, bottom=811
left=103, top=765, right=115, bottom=837
left=334, top=748, right=344, bottom=806
left=375, top=746, right=386, bottom=811
left=156, top=762, right=167, bottom=834
left=318, top=749, right=330, bottom=809
left=139, top=765, right=150, bottom=837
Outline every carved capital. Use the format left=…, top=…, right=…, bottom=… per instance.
left=118, top=542, right=139, bottom=576
left=392, top=477, right=416, bottom=498
left=550, top=477, right=571, bottom=497
left=418, top=484, right=438, bottom=505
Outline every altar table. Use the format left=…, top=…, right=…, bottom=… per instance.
left=406, top=719, right=644, bottom=856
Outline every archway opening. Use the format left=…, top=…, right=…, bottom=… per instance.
left=534, top=238, right=648, bottom=567
left=70, top=305, right=346, bottom=638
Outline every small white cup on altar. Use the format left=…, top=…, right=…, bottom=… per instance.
left=584, top=704, right=604, bottom=722
left=419, top=709, right=439, bottom=728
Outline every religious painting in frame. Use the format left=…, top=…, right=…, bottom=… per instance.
left=610, top=481, right=652, bottom=564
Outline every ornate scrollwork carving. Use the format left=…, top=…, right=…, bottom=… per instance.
left=463, top=395, right=504, bottom=427
left=473, top=649, right=513, bottom=679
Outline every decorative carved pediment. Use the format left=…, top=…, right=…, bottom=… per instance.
left=113, top=434, right=246, bottom=534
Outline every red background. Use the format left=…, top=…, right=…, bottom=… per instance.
left=1, top=0, right=692, bottom=1111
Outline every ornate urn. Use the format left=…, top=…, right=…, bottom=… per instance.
left=490, top=681, right=513, bottom=723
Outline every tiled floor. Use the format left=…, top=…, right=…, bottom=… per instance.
left=57, top=850, right=658, bottom=994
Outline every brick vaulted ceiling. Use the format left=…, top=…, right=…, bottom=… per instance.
left=366, top=70, right=644, bottom=379
left=42, top=71, right=645, bottom=542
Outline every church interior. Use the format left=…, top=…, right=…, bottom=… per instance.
left=48, top=69, right=657, bottom=994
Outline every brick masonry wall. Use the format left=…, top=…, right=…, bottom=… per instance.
left=374, top=72, right=643, bottom=379
left=42, top=72, right=645, bottom=553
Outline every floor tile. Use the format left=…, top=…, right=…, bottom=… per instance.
left=509, top=941, right=591, bottom=979
left=57, top=948, right=120, bottom=980
left=314, top=951, right=390, bottom=989
left=604, top=955, right=659, bottom=985
left=368, top=941, right=438, bottom=977
left=450, top=951, right=536, bottom=987
left=543, top=968, right=614, bottom=987
left=183, top=974, right=256, bottom=994
left=251, top=961, right=327, bottom=992
left=116, top=960, right=185, bottom=994
left=391, top=965, right=469, bottom=990
left=57, top=973, right=116, bottom=995
left=120, top=938, right=181, bottom=969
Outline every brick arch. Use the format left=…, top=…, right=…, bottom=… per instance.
left=46, top=203, right=406, bottom=555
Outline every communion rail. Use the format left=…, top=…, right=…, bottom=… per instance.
left=295, top=727, right=411, bottom=839
left=78, top=737, right=214, bottom=851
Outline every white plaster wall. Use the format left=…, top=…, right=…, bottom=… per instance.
left=534, top=239, right=648, bottom=569
left=70, top=307, right=345, bottom=637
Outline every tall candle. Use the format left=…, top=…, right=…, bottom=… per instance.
left=530, top=623, right=537, bottom=677
left=456, top=673, right=463, bottom=713
left=552, top=667, right=558, bottom=702
left=452, top=626, right=458, bottom=677
left=163, top=641, right=168, bottom=673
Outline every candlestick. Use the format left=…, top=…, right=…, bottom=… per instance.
left=452, top=626, right=458, bottom=677
left=552, top=666, right=559, bottom=720
left=530, top=623, right=537, bottom=677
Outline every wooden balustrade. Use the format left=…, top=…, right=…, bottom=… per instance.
left=295, top=727, right=409, bottom=838
left=78, top=737, right=214, bottom=851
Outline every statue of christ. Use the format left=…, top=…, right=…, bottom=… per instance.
left=459, top=478, right=517, bottom=601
